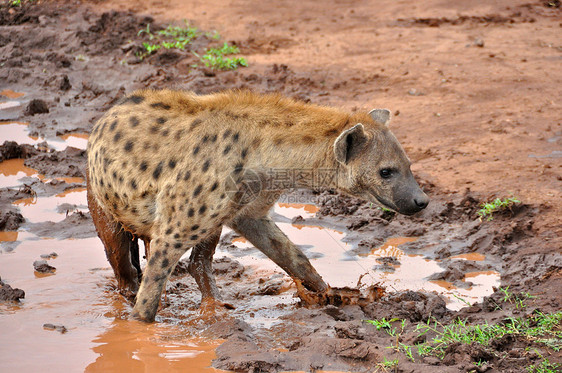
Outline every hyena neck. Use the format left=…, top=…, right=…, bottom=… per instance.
left=254, top=135, right=342, bottom=191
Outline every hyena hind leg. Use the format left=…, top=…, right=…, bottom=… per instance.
left=187, top=231, right=234, bottom=312
left=87, top=179, right=140, bottom=295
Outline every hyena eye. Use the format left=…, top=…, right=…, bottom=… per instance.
left=379, top=168, right=393, bottom=179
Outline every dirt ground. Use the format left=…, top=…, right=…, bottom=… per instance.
left=0, top=0, right=561, bottom=372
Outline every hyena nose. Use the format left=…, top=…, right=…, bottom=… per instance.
left=414, top=194, right=429, bottom=210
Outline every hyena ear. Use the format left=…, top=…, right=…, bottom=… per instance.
left=368, top=109, right=391, bottom=126
left=334, top=123, right=368, bottom=165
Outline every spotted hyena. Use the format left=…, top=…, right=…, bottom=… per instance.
left=86, top=89, right=429, bottom=322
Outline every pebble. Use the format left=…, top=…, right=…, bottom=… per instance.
left=43, top=323, right=67, bottom=333
left=33, top=260, right=56, bottom=273
left=40, top=252, right=58, bottom=259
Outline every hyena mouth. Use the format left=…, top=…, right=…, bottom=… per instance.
left=369, top=189, right=397, bottom=212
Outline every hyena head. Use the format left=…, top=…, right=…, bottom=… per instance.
left=333, top=109, right=429, bottom=215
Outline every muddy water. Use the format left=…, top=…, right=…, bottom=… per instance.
left=0, top=132, right=223, bottom=371
left=0, top=158, right=44, bottom=187
left=0, top=121, right=88, bottom=151
left=1, top=132, right=498, bottom=371
left=226, top=215, right=499, bottom=311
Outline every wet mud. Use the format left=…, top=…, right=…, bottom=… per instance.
left=1, top=0, right=561, bottom=372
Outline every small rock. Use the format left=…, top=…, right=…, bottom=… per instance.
left=59, top=75, right=72, bottom=91
left=474, top=38, right=485, bottom=47
left=408, top=88, right=424, bottom=96
left=291, top=215, right=305, bottom=223
left=43, top=323, right=67, bottom=333
left=25, top=99, right=49, bottom=115
left=0, top=277, right=25, bottom=302
left=39, top=252, right=58, bottom=259
left=33, top=260, right=56, bottom=273
left=376, top=256, right=400, bottom=265
left=256, top=277, right=284, bottom=295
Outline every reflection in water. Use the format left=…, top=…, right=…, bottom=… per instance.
left=0, top=121, right=88, bottom=151
left=451, top=253, right=486, bottom=261
left=0, top=158, right=43, bottom=187
left=276, top=202, right=319, bottom=219
left=0, top=231, right=18, bottom=242
left=13, top=189, right=88, bottom=223
left=0, top=89, right=25, bottom=98
left=58, top=133, right=89, bottom=150
left=85, top=319, right=222, bottom=373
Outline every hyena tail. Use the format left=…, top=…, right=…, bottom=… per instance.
left=86, top=170, right=141, bottom=296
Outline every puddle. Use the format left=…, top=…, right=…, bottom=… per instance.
left=13, top=188, right=88, bottom=223
left=0, top=236, right=223, bottom=372
left=0, top=121, right=88, bottom=151
left=0, top=158, right=44, bottom=188
left=451, top=253, right=486, bottom=261
left=0, top=231, right=18, bottom=242
left=224, top=203, right=500, bottom=311
left=274, top=203, right=319, bottom=219
left=58, top=132, right=89, bottom=150
left=0, top=89, right=25, bottom=99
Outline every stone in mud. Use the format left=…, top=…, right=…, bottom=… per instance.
left=0, top=209, right=25, bottom=231
left=40, top=252, right=58, bottom=259
left=33, top=259, right=56, bottom=273
left=0, top=141, right=38, bottom=162
left=25, top=99, right=49, bottom=115
left=59, top=75, right=71, bottom=91
left=0, top=277, right=25, bottom=302
left=363, top=290, right=448, bottom=322
left=256, top=276, right=284, bottom=295
left=43, top=323, right=67, bottom=333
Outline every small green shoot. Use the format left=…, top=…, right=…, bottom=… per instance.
left=197, top=42, right=248, bottom=70
left=136, top=21, right=200, bottom=60
left=365, top=318, right=403, bottom=337
left=414, top=312, right=562, bottom=360
left=477, top=197, right=520, bottom=221
left=375, top=357, right=399, bottom=372
left=205, top=30, right=221, bottom=40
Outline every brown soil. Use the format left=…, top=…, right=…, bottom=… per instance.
left=0, top=0, right=560, bottom=372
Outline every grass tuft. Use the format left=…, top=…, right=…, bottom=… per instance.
left=197, top=42, right=248, bottom=70
left=477, top=197, right=520, bottom=221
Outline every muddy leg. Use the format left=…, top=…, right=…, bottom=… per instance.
left=131, top=239, right=189, bottom=322
left=87, top=176, right=139, bottom=293
left=187, top=232, right=230, bottom=311
left=229, top=216, right=329, bottom=293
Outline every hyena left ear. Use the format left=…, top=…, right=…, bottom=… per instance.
left=368, top=109, right=391, bottom=126
left=334, top=123, right=368, bottom=165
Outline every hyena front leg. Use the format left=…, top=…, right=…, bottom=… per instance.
left=131, top=237, right=191, bottom=322
left=229, top=216, right=329, bottom=293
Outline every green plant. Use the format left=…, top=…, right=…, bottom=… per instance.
left=527, top=352, right=562, bottom=373
left=415, top=312, right=562, bottom=359
left=477, top=197, right=520, bottom=221
left=498, top=286, right=536, bottom=310
left=375, top=357, right=399, bottom=371
left=197, top=42, right=248, bottom=70
left=136, top=21, right=199, bottom=60
left=365, top=318, right=403, bottom=337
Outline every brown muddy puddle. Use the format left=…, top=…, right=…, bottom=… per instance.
left=0, top=121, right=89, bottom=151
left=0, top=130, right=499, bottom=372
